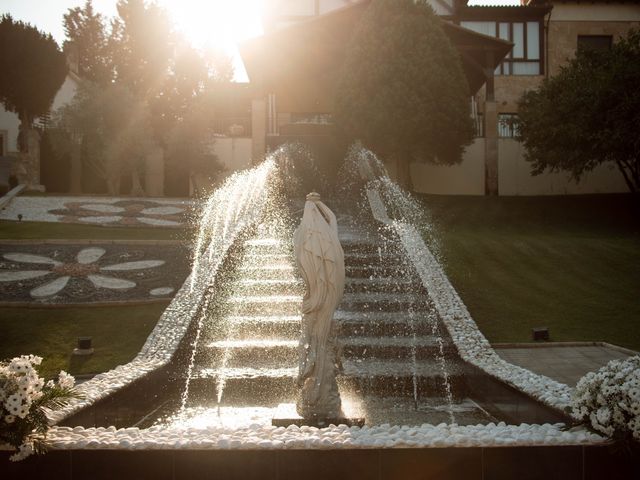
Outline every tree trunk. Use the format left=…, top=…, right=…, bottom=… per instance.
left=395, top=154, right=413, bottom=191
left=106, top=177, right=120, bottom=196
left=615, top=160, right=638, bottom=194
left=130, top=168, right=145, bottom=197
left=69, top=143, right=82, bottom=194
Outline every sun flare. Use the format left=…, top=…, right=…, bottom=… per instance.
left=159, top=0, right=264, bottom=51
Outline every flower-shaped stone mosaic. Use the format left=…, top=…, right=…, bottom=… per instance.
left=0, top=245, right=187, bottom=303
left=48, top=200, right=188, bottom=227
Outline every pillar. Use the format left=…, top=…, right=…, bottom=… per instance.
left=251, top=98, right=267, bottom=163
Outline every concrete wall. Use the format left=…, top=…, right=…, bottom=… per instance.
left=411, top=139, right=486, bottom=195
left=498, top=138, right=628, bottom=196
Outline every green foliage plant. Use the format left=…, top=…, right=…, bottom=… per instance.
left=0, top=15, right=67, bottom=143
left=518, top=29, right=640, bottom=194
left=335, top=0, right=474, bottom=189
left=0, top=355, right=80, bottom=461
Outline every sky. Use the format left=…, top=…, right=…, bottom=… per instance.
left=0, top=0, right=518, bottom=81
left=0, top=0, right=266, bottom=80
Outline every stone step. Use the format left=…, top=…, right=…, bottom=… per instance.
left=205, top=310, right=448, bottom=340
left=338, top=314, right=443, bottom=337
left=228, top=277, right=424, bottom=296
left=203, top=315, right=302, bottom=340
left=339, top=293, right=431, bottom=312
left=195, top=334, right=456, bottom=366
left=223, top=292, right=434, bottom=316
left=345, top=264, right=417, bottom=279
left=344, top=277, right=425, bottom=294
left=242, top=239, right=291, bottom=256
left=228, top=279, right=303, bottom=296
left=185, top=359, right=467, bottom=405
left=236, top=265, right=298, bottom=281
left=225, top=295, right=301, bottom=316
left=340, top=242, right=389, bottom=256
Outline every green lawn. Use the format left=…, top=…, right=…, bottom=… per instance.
left=0, top=220, right=191, bottom=241
left=0, top=304, right=168, bottom=379
left=421, top=194, right=640, bottom=351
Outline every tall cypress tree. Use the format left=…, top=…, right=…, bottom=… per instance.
left=0, top=15, right=67, bottom=142
left=335, top=0, right=473, bottom=188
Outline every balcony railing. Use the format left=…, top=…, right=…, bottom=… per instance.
left=211, top=117, right=252, bottom=137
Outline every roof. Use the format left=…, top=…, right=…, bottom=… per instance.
left=239, top=1, right=513, bottom=95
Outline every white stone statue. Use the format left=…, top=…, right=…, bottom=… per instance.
left=294, top=192, right=345, bottom=419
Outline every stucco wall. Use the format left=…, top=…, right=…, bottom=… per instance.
left=51, top=75, right=79, bottom=111
left=411, top=139, right=486, bottom=195
left=0, top=108, right=19, bottom=154
left=410, top=138, right=628, bottom=196
left=498, top=138, right=628, bottom=196
left=211, top=137, right=253, bottom=172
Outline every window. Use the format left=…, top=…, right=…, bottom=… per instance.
left=498, top=114, right=519, bottom=138
left=461, top=20, right=542, bottom=76
left=474, top=113, right=484, bottom=138
left=577, top=35, right=612, bottom=52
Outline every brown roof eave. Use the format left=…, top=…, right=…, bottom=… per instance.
left=442, top=21, right=513, bottom=69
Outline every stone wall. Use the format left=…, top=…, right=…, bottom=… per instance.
left=547, top=18, right=640, bottom=77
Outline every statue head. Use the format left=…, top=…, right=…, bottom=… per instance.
left=306, top=192, right=321, bottom=203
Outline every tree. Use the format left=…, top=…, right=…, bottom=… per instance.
left=110, top=0, right=173, bottom=99
left=518, top=29, right=640, bottom=194
left=166, top=105, right=224, bottom=195
left=334, top=0, right=474, bottom=189
left=0, top=15, right=67, bottom=146
left=63, top=0, right=114, bottom=84
left=53, top=82, right=156, bottom=195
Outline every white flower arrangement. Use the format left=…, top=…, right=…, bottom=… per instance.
left=572, top=355, right=640, bottom=443
left=0, top=355, right=79, bottom=461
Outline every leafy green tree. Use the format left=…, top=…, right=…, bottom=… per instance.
left=63, top=0, right=114, bottom=83
left=0, top=15, right=67, bottom=147
left=110, top=0, right=173, bottom=98
left=335, top=0, right=474, bottom=189
left=518, top=29, right=640, bottom=194
left=166, top=105, right=224, bottom=195
left=53, top=82, right=156, bottom=195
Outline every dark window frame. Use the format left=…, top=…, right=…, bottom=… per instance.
left=494, top=21, right=543, bottom=76
left=460, top=19, right=544, bottom=76
left=498, top=113, right=519, bottom=138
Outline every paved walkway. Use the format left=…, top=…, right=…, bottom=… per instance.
left=494, top=343, right=636, bottom=387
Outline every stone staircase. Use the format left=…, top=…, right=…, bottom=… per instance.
left=173, top=213, right=494, bottom=426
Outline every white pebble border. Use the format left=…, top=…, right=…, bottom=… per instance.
left=44, top=422, right=601, bottom=451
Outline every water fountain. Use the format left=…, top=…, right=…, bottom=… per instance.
left=3, top=144, right=611, bottom=479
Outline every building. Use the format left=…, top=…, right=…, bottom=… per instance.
left=240, top=0, right=640, bottom=195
